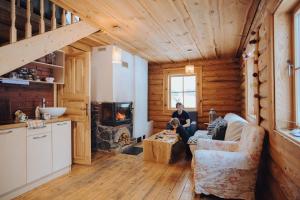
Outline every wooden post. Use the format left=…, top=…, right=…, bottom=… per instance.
left=51, top=3, right=57, bottom=30
left=25, top=0, right=32, bottom=38
left=61, top=9, right=66, bottom=26
left=71, top=13, right=75, bottom=24
left=10, top=0, right=17, bottom=43
left=39, top=0, right=45, bottom=34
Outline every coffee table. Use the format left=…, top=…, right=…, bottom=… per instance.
left=143, top=130, right=179, bottom=164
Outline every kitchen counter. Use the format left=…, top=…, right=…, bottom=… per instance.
left=0, top=117, right=71, bottom=130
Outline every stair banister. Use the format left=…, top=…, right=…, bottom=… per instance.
left=39, top=0, right=45, bottom=34
left=10, top=0, right=17, bottom=43
left=25, top=0, right=32, bottom=38
left=61, top=9, right=66, bottom=26
left=51, top=3, right=57, bottom=30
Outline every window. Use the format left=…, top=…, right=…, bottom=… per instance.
left=169, top=75, right=196, bottom=109
left=294, top=10, right=300, bottom=126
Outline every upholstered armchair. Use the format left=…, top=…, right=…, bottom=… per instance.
left=193, top=124, right=265, bottom=199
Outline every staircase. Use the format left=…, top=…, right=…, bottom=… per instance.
left=0, top=0, right=99, bottom=76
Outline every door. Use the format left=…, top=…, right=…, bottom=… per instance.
left=0, top=128, right=26, bottom=195
left=52, top=121, right=72, bottom=171
left=27, top=131, right=52, bottom=183
left=58, top=52, right=91, bottom=165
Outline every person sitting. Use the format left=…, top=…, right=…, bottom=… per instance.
left=169, top=118, right=193, bottom=161
left=167, top=102, right=191, bottom=131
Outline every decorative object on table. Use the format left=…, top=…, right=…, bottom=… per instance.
left=45, top=77, right=55, bottom=83
left=290, top=129, right=300, bottom=137
left=27, top=119, right=46, bottom=129
left=208, top=108, right=218, bottom=124
left=15, top=110, right=28, bottom=122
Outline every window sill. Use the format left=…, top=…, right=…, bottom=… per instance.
left=274, top=129, right=300, bottom=146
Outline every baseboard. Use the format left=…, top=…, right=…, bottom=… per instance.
left=0, top=166, right=71, bottom=200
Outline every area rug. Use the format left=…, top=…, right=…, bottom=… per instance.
left=122, top=146, right=143, bottom=155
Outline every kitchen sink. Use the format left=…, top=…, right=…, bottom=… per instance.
left=39, top=107, right=66, bottom=118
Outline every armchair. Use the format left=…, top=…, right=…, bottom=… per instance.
left=193, top=124, right=265, bottom=199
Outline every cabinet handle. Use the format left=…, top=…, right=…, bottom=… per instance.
left=0, top=130, right=13, bottom=135
left=33, top=135, right=47, bottom=139
left=57, top=122, right=67, bottom=126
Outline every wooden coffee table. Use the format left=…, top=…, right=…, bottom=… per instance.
left=143, top=130, right=179, bottom=164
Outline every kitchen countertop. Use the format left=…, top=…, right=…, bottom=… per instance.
left=0, top=117, right=71, bottom=130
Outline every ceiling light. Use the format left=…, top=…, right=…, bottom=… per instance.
left=185, top=64, right=194, bottom=74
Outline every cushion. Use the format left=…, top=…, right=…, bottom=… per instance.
left=211, top=118, right=228, bottom=140
left=224, top=120, right=248, bottom=141
left=187, top=130, right=212, bottom=144
left=224, top=113, right=248, bottom=124
left=207, top=117, right=223, bottom=135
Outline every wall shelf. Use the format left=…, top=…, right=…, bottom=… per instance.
left=0, top=77, right=63, bottom=85
left=1, top=50, right=65, bottom=85
left=30, top=61, right=64, bottom=69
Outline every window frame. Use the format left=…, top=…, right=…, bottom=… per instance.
left=245, top=56, right=257, bottom=122
left=168, top=74, right=197, bottom=110
left=294, top=7, right=300, bottom=128
left=162, top=67, right=202, bottom=114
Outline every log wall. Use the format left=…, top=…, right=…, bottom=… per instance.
left=241, top=0, right=300, bottom=199
left=149, top=59, right=242, bottom=133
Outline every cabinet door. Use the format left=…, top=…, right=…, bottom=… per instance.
left=27, top=132, right=52, bottom=183
left=52, top=121, right=72, bottom=171
left=0, top=128, right=26, bottom=195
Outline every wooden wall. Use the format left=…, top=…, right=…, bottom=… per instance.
left=149, top=59, right=242, bottom=133
left=241, top=0, right=300, bottom=199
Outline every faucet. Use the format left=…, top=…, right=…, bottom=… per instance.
left=42, top=98, right=46, bottom=108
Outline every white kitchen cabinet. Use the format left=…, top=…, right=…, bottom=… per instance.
left=27, top=128, right=52, bottom=183
left=0, top=127, right=27, bottom=196
left=52, top=121, right=71, bottom=171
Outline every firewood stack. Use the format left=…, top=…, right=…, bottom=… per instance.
left=118, top=132, right=131, bottom=146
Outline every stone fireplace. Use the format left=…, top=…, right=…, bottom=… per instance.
left=91, top=102, right=134, bottom=153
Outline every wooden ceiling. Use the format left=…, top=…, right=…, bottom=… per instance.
left=52, top=0, right=255, bottom=63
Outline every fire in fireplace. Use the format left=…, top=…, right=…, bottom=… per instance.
left=101, top=102, right=132, bottom=126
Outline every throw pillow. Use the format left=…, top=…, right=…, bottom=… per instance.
left=212, top=118, right=228, bottom=140
left=187, top=130, right=212, bottom=144
left=207, top=117, right=223, bottom=135
left=224, top=120, right=248, bottom=141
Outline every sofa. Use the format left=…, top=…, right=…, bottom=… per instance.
left=193, top=124, right=265, bottom=199
left=189, top=113, right=248, bottom=154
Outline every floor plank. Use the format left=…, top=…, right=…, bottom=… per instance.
left=14, top=151, right=220, bottom=200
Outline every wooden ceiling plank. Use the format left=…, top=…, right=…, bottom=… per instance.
left=93, top=0, right=179, bottom=61
left=51, top=0, right=254, bottom=63
left=51, top=0, right=167, bottom=62
left=136, top=0, right=201, bottom=60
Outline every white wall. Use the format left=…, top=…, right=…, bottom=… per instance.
left=133, top=55, right=148, bottom=138
left=91, top=45, right=149, bottom=139
left=113, top=47, right=134, bottom=102
left=91, top=46, right=114, bottom=102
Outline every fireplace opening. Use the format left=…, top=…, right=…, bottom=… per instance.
left=101, top=102, right=132, bottom=126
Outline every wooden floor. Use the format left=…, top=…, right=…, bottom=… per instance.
left=15, top=150, right=221, bottom=200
